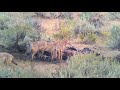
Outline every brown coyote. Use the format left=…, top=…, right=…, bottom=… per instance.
left=46, top=40, right=70, bottom=62
left=56, top=39, right=72, bottom=48
left=51, top=45, right=58, bottom=61
left=25, top=41, right=48, bottom=61
left=25, top=39, right=72, bottom=62
left=57, top=40, right=71, bottom=58
left=49, top=40, right=72, bottom=63
left=0, top=52, right=17, bottom=65
left=56, top=44, right=63, bottom=63
left=51, top=43, right=64, bottom=63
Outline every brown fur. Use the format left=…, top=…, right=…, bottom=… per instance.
left=58, top=40, right=71, bottom=57
left=32, top=41, right=48, bottom=59
left=51, top=41, right=68, bottom=63
left=56, top=44, right=63, bottom=63
left=50, top=40, right=72, bottom=63
left=46, top=41, right=58, bottom=51
left=51, top=45, right=58, bottom=61
left=0, top=52, right=17, bottom=65
left=26, top=40, right=72, bottom=62
left=46, top=40, right=71, bottom=62
left=25, top=41, right=48, bottom=61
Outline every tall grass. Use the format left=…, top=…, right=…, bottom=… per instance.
left=0, top=60, right=50, bottom=78
left=52, top=54, right=120, bottom=78
left=0, top=53, right=120, bottom=78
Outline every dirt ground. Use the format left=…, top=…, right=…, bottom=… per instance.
left=12, top=52, right=68, bottom=75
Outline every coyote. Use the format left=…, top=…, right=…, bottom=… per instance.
left=46, top=41, right=57, bottom=51
left=46, top=40, right=69, bottom=62
left=56, top=39, right=72, bottom=48
left=56, top=44, right=63, bottom=63
left=25, top=41, right=48, bottom=61
left=50, top=40, right=72, bottom=63
left=58, top=40, right=71, bottom=57
left=50, top=45, right=58, bottom=61
left=25, top=40, right=72, bottom=62
left=50, top=43, right=64, bottom=63
left=0, top=52, right=17, bottom=65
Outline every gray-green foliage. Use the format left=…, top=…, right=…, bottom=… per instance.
left=0, top=12, right=42, bottom=50
left=35, top=12, right=73, bottom=19
left=73, top=20, right=96, bottom=36
left=0, top=24, right=34, bottom=48
left=80, top=12, right=104, bottom=28
left=107, top=25, right=120, bottom=50
left=59, top=12, right=73, bottom=19
left=83, top=33, right=97, bottom=44
left=0, top=12, right=10, bottom=30
left=73, top=21, right=97, bottom=44
left=0, top=61, right=50, bottom=78
left=1, top=53, right=120, bottom=78
left=52, top=54, right=120, bottom=78
left=80, top=12, right=93, bottom=21
left=109, top=12, right=120, bottom=20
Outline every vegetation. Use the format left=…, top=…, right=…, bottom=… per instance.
left=0, top=60, right=50, bottom=78
left=53, top=20, right=75, bottom=40
left=109, top=12, right=120, bottom=21
left=52, top=54, right=120, bottom=78
left=1, top=54, right=120, bottom=78
left=0, top=12, right=120, bottom=78
left=107, top=25, right=120, bottom=50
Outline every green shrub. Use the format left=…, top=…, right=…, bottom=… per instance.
left=0, top=28, right=16, bottom=48
left=0, top=12, right=11, bottom=30
left=89, top=12, right=104, bottom=28
left=50, top=12, right=59, bottom=19
left=109, top=12, right=120, bottom=20
left=53, top=29, right=72, bottom=40
left=0, top=60, right=50, bottom=78
left=80, top=12, right=104, bottom=28
left=0, top=25, right=41, bottom=53
left=53, top=20, right=75, bottom=40
left=107, top=25, right=120, bottom=50
left=80, top=12, right=93, bottom=21
left=34, top=12, right=73, bottom=19
left=83, top=33, right=97, bottom=44
left=52, top=54, right=120, bottom=78
left=101, top=31, right=111, bottom=39
left=0, top=13, right=43, bottom=52
left=72, top=20, right=97, bottom=44
left=73, top=20, right=96, bottom=36
left=79, top=34, right=84, bottom=42
left=59, top=12, right=73, bottom=19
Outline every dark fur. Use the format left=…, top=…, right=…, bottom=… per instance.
left=66, top=46, right=77, bottom=51
left=81, top=48, right=94, bottom=54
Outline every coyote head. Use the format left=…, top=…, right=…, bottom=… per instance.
left=25, top=42, right=32, bottom=55
left=64, top=40, right=72, bottom=47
